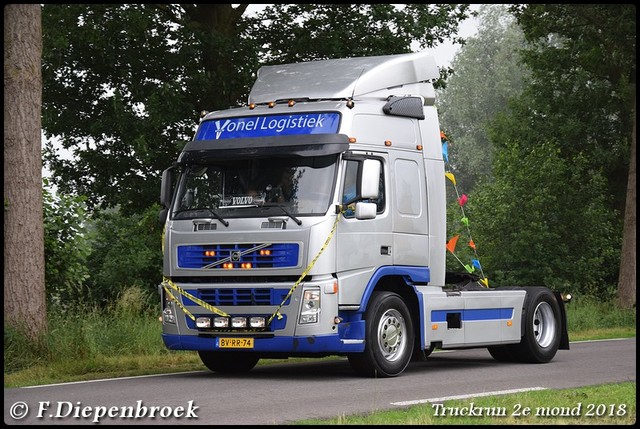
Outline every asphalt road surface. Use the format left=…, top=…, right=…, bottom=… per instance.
left=4, top=338, right=635, bottom=425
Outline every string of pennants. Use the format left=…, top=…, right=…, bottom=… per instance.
left=441, top=131, right=489, bottom=288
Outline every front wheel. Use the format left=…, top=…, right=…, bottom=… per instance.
left=509, top=287, right=562, bottom=363
left=198, top=351, right=260, bottom=373
left=348, top=291, right=414, bottom=377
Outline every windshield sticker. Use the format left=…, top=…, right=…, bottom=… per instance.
left=195, top=113, right=340, bottom=140
left=220, top=194, right=266, bottom=207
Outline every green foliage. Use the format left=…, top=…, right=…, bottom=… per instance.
left=84, top=204, right=164, bottom=307
left=43, top=179, right=91, bottom=307
left=442, top=5, right=633, bottom=299
left=249, top=4, right=472, bottom=63
left=4, top=286, right=164, bottom=375
left=437, top=4, right=529, bottom=192
left=566, top=295, right=636, bottom=333
left=508, top=4, right=635, bottom=212
left=41, top=4, right=473, bottom=213
left=470, top=139, right=620, bottom=297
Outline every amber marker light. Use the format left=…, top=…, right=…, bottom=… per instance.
left=288, top=99, right=296, bottom=107
left=507, top=320, right=513, bottom=327
left=416, top=145, right=423, bottom=150
left=268, top=101, right=275, bottom=108
left=348, top=137, right=357, bottom=143
left=384, top=140, right=392, bottom=146
left=249, top=103, right=256, bottom=110
left=432, top=324, right=438, bottom=330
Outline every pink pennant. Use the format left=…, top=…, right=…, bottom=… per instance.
left=458, top=194, right=468, bottom=206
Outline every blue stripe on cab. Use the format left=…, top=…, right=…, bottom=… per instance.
left=431, top=308, right=514, bottom=322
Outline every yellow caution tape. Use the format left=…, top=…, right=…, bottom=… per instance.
left=267, top=211, right=343, bottom=325
left=162, top=276, right=230, bottom=318
left=161, top=211, right=343, bottom=326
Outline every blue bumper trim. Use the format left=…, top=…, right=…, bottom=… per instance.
left=162, top=331, right=365, bottom=353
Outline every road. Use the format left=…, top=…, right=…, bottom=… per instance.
left=4, top=338, right=635, bottom=425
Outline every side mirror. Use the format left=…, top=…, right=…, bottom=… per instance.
left=159, top=207, right=168, bottom=224
left=355, top=202, right=377, bottom=220
left=360, top=159, right=380, bottom=200
left=160, top=168, right=174, bottom=209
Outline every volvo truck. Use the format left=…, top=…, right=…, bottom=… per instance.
left=159, top=51, right=569, bottom=377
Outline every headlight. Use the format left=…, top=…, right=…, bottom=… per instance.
left=162, top=293, right=176, bottom=324
left=299, top=288, right=321, bottom=324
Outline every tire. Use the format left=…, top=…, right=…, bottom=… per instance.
left=198, top=351, right=260, bottom=373
left=487, top=345, right=517, bottom=362
left=509, top=287, right=562, bottom=363
left=348, top=291, right=414, bottom=377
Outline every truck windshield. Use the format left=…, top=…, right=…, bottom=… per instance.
left=171, top=155, right=338, bottom=220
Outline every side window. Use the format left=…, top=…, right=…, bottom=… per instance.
left=342, top=159, right=385, bottom=218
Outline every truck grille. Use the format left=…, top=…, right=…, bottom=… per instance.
left=182, top=288, right=291, bottom=306
left=177, top=243, right=299, bottom=269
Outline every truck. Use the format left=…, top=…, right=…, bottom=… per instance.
left=158, top=51, right=570, bottom=377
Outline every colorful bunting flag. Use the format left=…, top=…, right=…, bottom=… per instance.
left=446, top=235, right=460, bottom=254
left=445, top=172, right=456, bottom=185
left=442, top=129, right=488, bottom=287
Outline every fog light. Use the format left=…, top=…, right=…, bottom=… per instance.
left=196, top=317, right=211, bottom=328
left=249, top=316, right=266, bottom=328
left=231, top=317, right=247, bottom=328
left=561, top=292, right=573, bottom=303
left=213, top=317, right=229, bottom=328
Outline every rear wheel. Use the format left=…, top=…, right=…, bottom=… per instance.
left=198, top=351, right=260, bottom=373
left=348, top=291, right=414, bottom=377
left=509, top=287, right=562, bottom=363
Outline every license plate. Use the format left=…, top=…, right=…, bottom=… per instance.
left=219, top=337, right=254, bottom=349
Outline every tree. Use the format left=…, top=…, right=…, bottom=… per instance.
left=43, top=180, right=90, bottom=308
left=509, top=4, right=635, bottom=306
left=41, top=4, right=473, bottom=214
left=4, top=4, right=47, bottom=341
left=437, top=4, right=528, bottom=193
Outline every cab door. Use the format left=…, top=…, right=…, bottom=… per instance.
left=336, top=153, right=391, bottom=306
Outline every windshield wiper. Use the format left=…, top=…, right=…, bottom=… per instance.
left=262, top=203, right=302, bottom=226
left=174, top=208, right=229, bottom=227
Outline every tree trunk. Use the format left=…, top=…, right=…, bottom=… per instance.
left=617, top=94, right=636, bottom=309
left=4, top=4, right=47, bottom=340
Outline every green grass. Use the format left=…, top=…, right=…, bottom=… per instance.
left=293, top=382, right=636, bottom=425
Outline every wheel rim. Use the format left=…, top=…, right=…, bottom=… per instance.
left=532, top=301, right=556, bottom=348
left=376, top=309, right=407, bottom=362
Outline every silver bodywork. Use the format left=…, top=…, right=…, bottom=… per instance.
left=161, top=51, right=529, bottom=356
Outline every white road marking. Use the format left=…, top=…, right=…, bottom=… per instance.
left=391, top=387, right=548, bottom=406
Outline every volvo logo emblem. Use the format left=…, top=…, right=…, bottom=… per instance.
left=231, top=251, right=241, bottom=262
